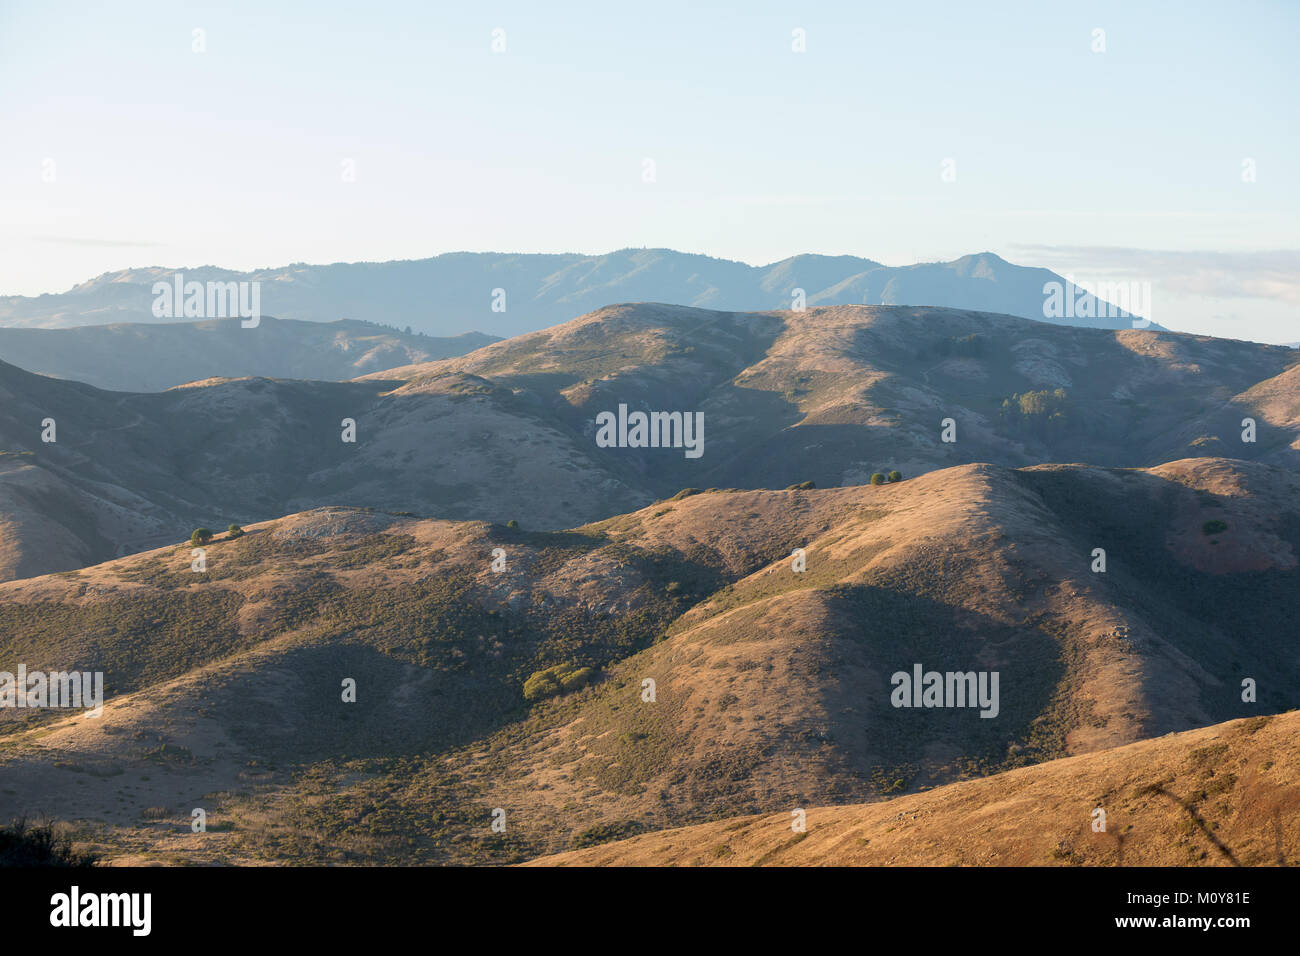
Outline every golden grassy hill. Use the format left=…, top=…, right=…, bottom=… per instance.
left=1, top=456, right=1296, bottom=864
left=3, top=303, right=1297, bottom=582
left=527, top=710, right=1299, bottom=867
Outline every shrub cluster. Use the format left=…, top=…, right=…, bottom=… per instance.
left=522, top=664, right=597, bottom=701
left=0, top=820, right=98, bottom=867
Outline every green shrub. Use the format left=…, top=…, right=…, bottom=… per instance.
left=1000, top=388, right=1070, bottom=440
left=227, top=524, right=245, bottom=538
left=506, top=520, right=519, bottom=529
left=887, top=470, right=902, bottom=483
left=670, top=488, right=702, bottom=500
left=1202, top=519, right=1228, bottom=536
left=870, top=473, right=886, bottom=485
left=190, top=528, right=214, bottom=547
left=785, top=480, right=816, bottom=490
left=522, top=664, right=597, bottom=702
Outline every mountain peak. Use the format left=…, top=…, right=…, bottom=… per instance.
left=1, top=248, right=1155, bottom=337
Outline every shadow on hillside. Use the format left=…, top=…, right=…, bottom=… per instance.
left=1017, top=466, right=1300, bottom=722
left=821, top=583, right=1067, bottom=794
left=639, top=580, right=1071, bottom=820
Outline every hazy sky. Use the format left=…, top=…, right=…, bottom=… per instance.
left=2, top=0, right=1296, bottom=341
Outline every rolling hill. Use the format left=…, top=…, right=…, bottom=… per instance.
left=0, top=456, right=1296, bottom=864
left=528, top=709, right=1299, bottom=866
left=0, top=303, right=1295, bottom=582
left=0, top=317, right=497, bottom=392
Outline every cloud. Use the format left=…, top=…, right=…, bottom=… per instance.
left=1008, top=245, right=1300, bottom=307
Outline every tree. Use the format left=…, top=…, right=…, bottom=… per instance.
left=506, top=519, right=519, bottom=529
left=190, top=528, right=213, bottom=547
left=870, top=473, right=886, bottom=485
left=888, top=470, right=903, bottom=482
left=1001, top=388, right=1070, bottom=441
left=227, top=524, right=245, bottom=539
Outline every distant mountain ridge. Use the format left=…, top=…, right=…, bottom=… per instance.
left=0, top=249, right=1162, bottom=337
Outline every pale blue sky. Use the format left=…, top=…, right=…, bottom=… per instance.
left=2, top=0, right=1296, bottom=340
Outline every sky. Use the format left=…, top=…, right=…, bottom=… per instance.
left=1, top=0, right=1297, bottom=342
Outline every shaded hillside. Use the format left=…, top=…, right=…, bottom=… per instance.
left=0, top=250, right=1157, bottom=337
left=369, top=302, right=1297, bottom=494
left=0, top=458, right=1295, bottom=864
left=0, top=353, right=644, bottom=580
left=0, top=303, right=1295, bottom=580
left=529, top=710, right=1300, bottom=866
left=0, top=317, right=496, bottom=392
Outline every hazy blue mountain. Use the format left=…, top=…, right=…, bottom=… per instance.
left=0, top=249, right=1161, bottom=338
left=0, top=317, right=498, bottom=392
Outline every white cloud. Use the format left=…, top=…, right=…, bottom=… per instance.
left=1009, top=245, right=1300, bottom=307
